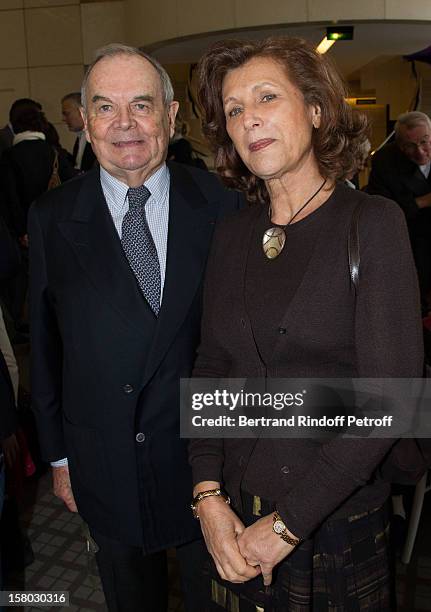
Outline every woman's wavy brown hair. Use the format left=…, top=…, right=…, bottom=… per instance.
left=197, top=37, right=369, bottom=204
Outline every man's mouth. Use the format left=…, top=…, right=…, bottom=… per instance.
left=113, top=140, right=143, bottom=148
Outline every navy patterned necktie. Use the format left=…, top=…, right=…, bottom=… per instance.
left=121, top=185, right=161, bottom=315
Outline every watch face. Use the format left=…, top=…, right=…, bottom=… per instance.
left=273, top=519, right=285, bottom=534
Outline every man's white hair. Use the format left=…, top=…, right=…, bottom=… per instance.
left=81, top=43, right=174, bottom=110
left=395, top=111, right=431, bottom=140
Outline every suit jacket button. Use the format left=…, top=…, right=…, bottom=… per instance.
left=281, top=465, right=290, bottom=474
left=123, top=384, right=134, bottom=394
left=136, top=433, right=145, bottom=443
left=278, top=327, right=287, bottom=334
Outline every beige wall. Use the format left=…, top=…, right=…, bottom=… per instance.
left=0, top=0, right=125, bottom=152
left=361, top=57, right=431, bottom=121
left=125, top=0, right=431, bottom=47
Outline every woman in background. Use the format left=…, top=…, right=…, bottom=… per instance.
left=0, top=106, right=75, bottom=242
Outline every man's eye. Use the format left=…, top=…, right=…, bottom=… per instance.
left=134, top=103, right=150, bottom=112
left=261, top=93, right=276, bottom=102
left=99, top=104, right=112, bottom=113
left=227, top=106, right=242, bottom=118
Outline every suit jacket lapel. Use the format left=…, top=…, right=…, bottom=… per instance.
left=142, top=163, right=218, bottom=385
left=58, top=170, right=156, bottom=339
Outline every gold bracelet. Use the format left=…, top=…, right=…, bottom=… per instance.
left=191, top=489, right=230, bottom=519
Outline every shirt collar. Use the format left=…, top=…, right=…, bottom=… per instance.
left=144, top=163, right=169, bottom=203
left=99, top=163, right=169, bottom=212
left=100, top=166, right=129, bottom=212
left=419, top=162, right=431, bottom=177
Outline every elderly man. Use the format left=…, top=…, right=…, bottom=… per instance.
left=29, top=44, right=242, bottom=611
left=61, top=92, right=96, bottom=171
left=367, top=111, right=431, bottom=310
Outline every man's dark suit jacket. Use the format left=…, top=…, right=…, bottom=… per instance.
left=28, top=162, right=242, bottom=550
left=72, top=138, right=96, bottom=172
left=366, top=141, right=431, bottom=222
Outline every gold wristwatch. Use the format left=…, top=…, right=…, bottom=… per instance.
left=191, top=489, right=230, bottom=519
left=272, top=511, right=300, bottom=546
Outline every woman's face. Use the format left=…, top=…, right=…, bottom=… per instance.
left=222, top=56, right=321, bottom=181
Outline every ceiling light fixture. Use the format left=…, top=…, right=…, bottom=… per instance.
left=327, top=26, right=354, bottom=41
left=316, top=37, right=336, bottom=54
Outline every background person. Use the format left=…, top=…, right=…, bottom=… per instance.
left=366, top=111, right=431, bottom=313
left=61, top=92, right=96, bottom=171
left=0, top=99, right=42, bottom=157
left=0, top=105, right=75, bottom=242
left=0, top=215, right=20, bottom=595
left=189, top=37, right=423, bottom=611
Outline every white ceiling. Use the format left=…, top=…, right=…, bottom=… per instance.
left=148, top=21, right=431, bottom=79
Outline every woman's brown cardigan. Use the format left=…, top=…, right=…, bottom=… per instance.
left=189, top=182, right=424, bottom=540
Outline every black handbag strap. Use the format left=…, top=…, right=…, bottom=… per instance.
left=348, top=199, right=366, bottom=292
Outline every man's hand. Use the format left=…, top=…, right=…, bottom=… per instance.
left=2, top=433, right=20, bottom=467
left=197, top=496, right=261, bottom=584
left=52, top=465, right=78, bottom=512
left=237, top=514, right=295, bottom=586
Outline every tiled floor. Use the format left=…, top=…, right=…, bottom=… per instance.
left=4, top=472, right=184, bottom=612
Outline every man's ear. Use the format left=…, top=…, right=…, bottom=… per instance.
left=168, top=101, right=179, bottom=138
left=80, top=106, right=91, bottom=143
left=311, top=105, right=321, bottom=129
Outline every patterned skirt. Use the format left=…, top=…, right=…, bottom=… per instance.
left=203, top=490, right=392, bottom=612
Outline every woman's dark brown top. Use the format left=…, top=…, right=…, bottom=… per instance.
left=189, top=182, right=424, bottom=541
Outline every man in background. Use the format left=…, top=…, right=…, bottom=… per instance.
left=61, top=92, right=96, bottom=172
left=367, top=111, right=431, bottom=312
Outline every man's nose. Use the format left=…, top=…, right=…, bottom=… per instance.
left=115, top=106, right=136, bottom=129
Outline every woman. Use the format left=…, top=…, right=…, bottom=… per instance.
left=189, top=37, right=423, bottom=611
left=0, top=106, right=75, bottom=241
left=0, top=105, right=75, bottom=332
